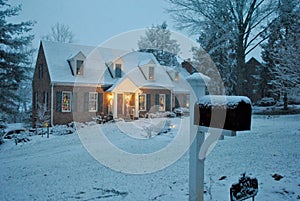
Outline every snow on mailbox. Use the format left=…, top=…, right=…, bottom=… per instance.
left=195, top=95, right=252, bottom=131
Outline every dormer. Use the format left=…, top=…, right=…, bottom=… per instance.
left=112, top=57, right=124, bottom=78
left=166, top=69, right=180, bottom=82
left=139, top=59, right=156, bottom=81
left=67, top=51, right=86, bottom=76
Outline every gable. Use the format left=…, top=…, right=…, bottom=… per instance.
left=108, top=77, right=138, bottom=93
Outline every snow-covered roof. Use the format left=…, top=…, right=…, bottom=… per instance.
left=41, top=41, right=210, bottom=92
left=41, top=40, right=129, bottom=85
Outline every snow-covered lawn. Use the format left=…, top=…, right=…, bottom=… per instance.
left=0, top=115, right=299, bottom=200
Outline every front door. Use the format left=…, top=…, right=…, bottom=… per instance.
left=117, top=94, right=123, bottom=116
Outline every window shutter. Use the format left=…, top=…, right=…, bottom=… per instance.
left=84, top=92, right=89, bottom=112
left=56, top=91, right=62, bottom=112
left=175, top=96, right=180, bottom=108
left=155, top=94, right=159, bottom=106
left=98, top=93, right=103, bottom=112
left=146, top=94, right=151, bottom=110
left=72, top=92, right=77, bottom=112
left=166, top=94, right=171, bottom=111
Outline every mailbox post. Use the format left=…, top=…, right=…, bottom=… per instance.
left=187, top=73, right=207, bottom=201
left=190, top=93, right=252, bottom=201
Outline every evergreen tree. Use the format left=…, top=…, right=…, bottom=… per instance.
left=261, top=0, right=300, bottom=109
left=138, top=22, right=180, bottom=55
left=0, top=0, right=34, bottom=116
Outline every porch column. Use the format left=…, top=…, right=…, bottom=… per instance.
left=135, top=92, right=139, bottom=118
left=113, top=92, right=118, bottom=119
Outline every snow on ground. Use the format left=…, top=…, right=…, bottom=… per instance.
left=0, top=115, right=299, bottom=200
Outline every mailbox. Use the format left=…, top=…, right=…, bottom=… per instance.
left=195, top=95, right=252, bottom=131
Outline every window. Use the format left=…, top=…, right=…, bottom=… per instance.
left=76, top=60, right=84, bottom=75
left=115, top=64, right=122, bottom=78
left=62, top=91, right=72, bottom=112
left=139, top=94, right=146, bottom=111
left=89, top=92, right=98, bottom=112
left=175, top=72, right=179, bottom=81
left=159, top=94, right=165, bottom=111
left=149, top=66, right=154, bottom=80
left=38, top=64, right=43, bottom=79
left=183, top=94, right=190, bottom=107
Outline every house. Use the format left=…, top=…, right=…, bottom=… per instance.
left=244, top=57, right=264, bottom=102
left=32, top=41, right=208, bottom=125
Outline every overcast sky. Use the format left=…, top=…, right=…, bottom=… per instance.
left=9, top=0, right=259, bottom=60
left=9, top=0, right=176, bottom=45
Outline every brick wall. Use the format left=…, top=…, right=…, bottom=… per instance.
left=32, top=43, right=51, bottom=127
left=53, top=85, right=106, bottom=125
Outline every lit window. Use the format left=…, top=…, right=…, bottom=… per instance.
left=159, top=94, right=165, bottom=111
left=115, top=64, right=122, bottom=78
left=139, top=94, right=146, bottom=111
left=175, top=72, right=179, bottom=81
left=184, top=94, right=190, bottom=107
left=149, top=66, right=154, bottom=80
left=89, top=92, right=98, bottom=112
left=76, top=60, right=84, bottom=75
left=62, top=91, right=72, bottom=112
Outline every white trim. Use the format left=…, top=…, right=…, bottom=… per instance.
left=88, top=92, right=98, bottom=112
left=51, top=84, right=54, bottom=126
left=159, top=94, right=166, bottom=111
left=61, top=91, right=72, bottom=112
left=138, top=94, right=147, bottom=111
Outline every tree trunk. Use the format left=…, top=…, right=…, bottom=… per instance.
left=283, top=92, right=288, bottom=110
left=235, top=35, right=246, bottom=96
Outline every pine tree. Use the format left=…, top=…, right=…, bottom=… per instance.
left=261, top=0, right=300, bottom=109
left=0, top=0, right=34, bottom=116
left=138, top=22, right=180, bottom=55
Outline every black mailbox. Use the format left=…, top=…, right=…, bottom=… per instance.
left=195, top=95, right=252, bottom=131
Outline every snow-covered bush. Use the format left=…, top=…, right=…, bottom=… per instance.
left=145, top=111, right=176, bottom=118
left=174, top=107, right=190, bottom=116
left=50, top=123, right=76, bottom=136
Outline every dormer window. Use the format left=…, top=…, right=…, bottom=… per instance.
left=149, top=66, right=154, bottom=80
left=76, top=60, right=84, bottom=75
left=115, top=64, right=122, bottom=78
left=175, top=71, right=179, bottom=81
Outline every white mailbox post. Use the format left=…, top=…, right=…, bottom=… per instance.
left=186, top=73, right=208, bottom=201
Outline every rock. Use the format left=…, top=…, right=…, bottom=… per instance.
left=219, top=176, right=227, bottom=180
left=272, top=173, right=283, bottom=181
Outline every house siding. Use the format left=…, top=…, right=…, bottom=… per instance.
left=32, top=43, right=51, bottom=127
left=52, top=85, right=106, bottom=125
left=138, top=88, right=172, bottom=117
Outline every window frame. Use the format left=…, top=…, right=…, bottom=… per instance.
left=115, top=63, right=122, bottom=78
left=61, top=91, right=72, bottom=112
left=149, top=66, right=155, bottom=80
left=159, top=94, right=166, bottom=111
left=88, top=92, right=98, bottom=112
left=139, top=94, right=146, bottom=111
left=175, top=71, right=179, bottom=81
left=76, top=60, right=84, bottom=75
